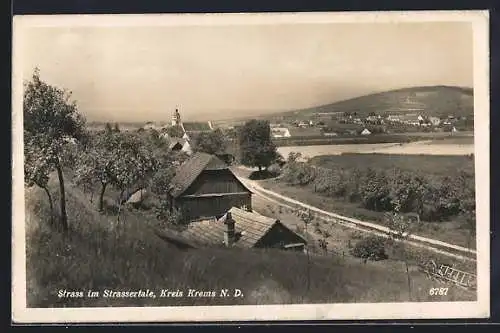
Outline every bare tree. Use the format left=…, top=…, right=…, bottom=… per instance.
left=385, top=210, right=421, bottom=301
left=297, top=208, right=314, bottom=298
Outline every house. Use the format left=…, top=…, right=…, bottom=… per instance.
left=167, top=138, right=185, bottom=152
left=173, top=207, right=307, bottom=251
left=428, top=117, right=441, bottom=126
left=361, top=128, right=371, bottom=135
left=181, top=140, right=193, bottom=155
left=287, top=127, right=323, bottom=138
left=297, top=121, right=310, bottom=128
left=143, top=121, right=157, bottom=130
left=167, top=153, right=253, bottom=222
left=182, top=121, right=214, bottom=141
left=271, top=127, right=291, bottom=138
left=386, top=115, right=403, bottom=123
left=159, top=132, right=170, bottom=140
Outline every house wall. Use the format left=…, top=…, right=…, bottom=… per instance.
left=254, top=223, right=306, bottom=249
left=183, top=169, right=250, bottom=196
left=175, top=193, right=252, bottom=221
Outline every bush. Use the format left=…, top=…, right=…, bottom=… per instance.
left=278, top=157, right=474, bottom=223
left=350, top=236, right=388, bottom=261
left=281, top=161, right=316, bottom=186
left=267, top=163, right=282, bottom=176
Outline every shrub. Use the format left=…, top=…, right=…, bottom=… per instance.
left=267, top=163, right=282, bottom=176
left=278, top=157, right=474, bottom=223
left=281, top=161, right=316, bottom=186
left=350, top=236, right=388, bottom=261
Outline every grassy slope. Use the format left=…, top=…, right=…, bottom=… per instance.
left=25, top=176, right=475, bottom=308
left=258, top=153, right=475, bottom=248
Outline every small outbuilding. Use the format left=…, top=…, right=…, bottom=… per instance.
left=177, top=207, right=307, bottom=251
left=361, top=128, right=372, bottom=135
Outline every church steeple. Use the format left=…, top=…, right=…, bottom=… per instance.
left=172, top=107, right=181, bottom=126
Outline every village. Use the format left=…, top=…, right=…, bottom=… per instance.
left=19, top=18, right=480, bottom=309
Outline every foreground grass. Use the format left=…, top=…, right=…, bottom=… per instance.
left=25, top=178, right=475, bottom=308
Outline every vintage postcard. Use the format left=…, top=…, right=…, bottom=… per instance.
left=12, top=11, right=490, bottom=323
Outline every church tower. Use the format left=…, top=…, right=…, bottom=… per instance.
left=172, top=107, right=181, bottom=126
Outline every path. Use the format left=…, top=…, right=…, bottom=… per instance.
left=233, top=167, right=476, bottom=262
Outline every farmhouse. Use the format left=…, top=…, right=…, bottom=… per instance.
left=271, top=127, right=291, bottom=138
left=428, top=116, right=441, bottom=126
left=175, top=207, right=307, bottom=251
left=166, top=138, right=185, bottom=151
left=182, top=121, right=214, bottom=141
left=361, top=128, right=371, bottom=135
left=167, top=152, right=252, bottom=222
left=288, top=127, right=323, bottom=138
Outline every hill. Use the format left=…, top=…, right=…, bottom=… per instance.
left=24, top=175, right=475, bottom=307
left=269, top=85, right=474, bottom=120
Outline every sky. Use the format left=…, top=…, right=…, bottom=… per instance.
left=19, top=20, right=473, bottom=122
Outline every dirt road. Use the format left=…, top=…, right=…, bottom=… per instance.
left=233, top=167, right=476, bottom=263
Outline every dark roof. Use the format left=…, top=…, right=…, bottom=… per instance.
left=168, top=152, right=229, bottom=198
left=168, top=138, right=186, bottom=150
left=183, top=122, right=212, bottom=132
left=180, top=207, right=285, bottom=248
left=288, top=128, right=324, bottom=137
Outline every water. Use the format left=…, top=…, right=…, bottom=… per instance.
left=277, top=141, right=475, bottom=159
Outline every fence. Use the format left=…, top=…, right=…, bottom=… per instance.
left=418, top=260, right=477, bottom=291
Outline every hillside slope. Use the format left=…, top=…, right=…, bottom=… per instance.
left=273, top=86, right=473, bottom=120
left=24, top=176, right=475, bottom=307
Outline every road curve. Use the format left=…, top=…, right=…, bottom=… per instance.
left=236, top=173, right=476, bottom=262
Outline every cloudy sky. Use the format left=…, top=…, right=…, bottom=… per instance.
left=19, top=19, right=473, bottom=122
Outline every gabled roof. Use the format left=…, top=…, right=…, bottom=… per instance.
left=288, top=127, right=323, bottom=137
left=168, top=152, right=230, bottom=198
left=168, top=138, right=185, bottom=150
left=221, top=207, right=282, bottom=248
left=179, top=207, right=305, bottom=248
left=182, top=121, right=212, bottom=132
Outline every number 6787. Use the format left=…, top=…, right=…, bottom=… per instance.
left=429, top=287, right=448, bottom=296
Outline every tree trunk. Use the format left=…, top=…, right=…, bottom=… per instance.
left=117, top=189, right=125, bottom=223
left=55, top=159, right=68, bottom=232
left=98, top=182, right=107, bottom=212
left=304, top=222, right=311, bottom=298
left=258, top=165, right=262, bottom=172
left=42, top=185, right=54, bottom=226
left=405, top=259, right=412, bottom=301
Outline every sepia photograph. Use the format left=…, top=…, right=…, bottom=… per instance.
left=12, top=11, right=490, bottom=323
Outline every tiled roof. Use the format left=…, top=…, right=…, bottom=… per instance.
left=288, top=127, right=323, bottom=137
left=168, top=152, right=228, bottom=198
left=179, top=207, right=286, bottom=248
left=183, top=122, right=212, bottom=132
left=168, top=138, right=185, bottom=150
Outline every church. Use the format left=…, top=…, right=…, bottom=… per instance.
left=170, top=108, right=214, bottom=142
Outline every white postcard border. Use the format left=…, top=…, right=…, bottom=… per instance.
left=11, top=10, right=490, bottom=323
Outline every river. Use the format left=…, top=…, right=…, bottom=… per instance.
left=277, top=140, right=475, bottom=159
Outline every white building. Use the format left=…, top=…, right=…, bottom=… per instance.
left=271, top=127, right=291, bottom=138
left=361, top=128, right=371, bottom=135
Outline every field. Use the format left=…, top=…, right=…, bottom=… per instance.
left=309, top=153, right=475, bottom=176
left=258, top=179, right=474, bottom=250
left=24, top=175, right=476, bottom=307
left=259, top=153, right=475, bottom=249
